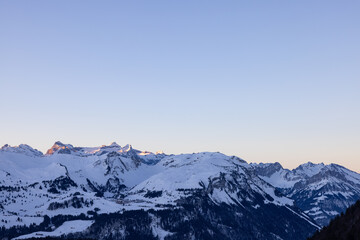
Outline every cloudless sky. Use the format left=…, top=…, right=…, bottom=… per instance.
left=1, top=1, right=359, bottom=171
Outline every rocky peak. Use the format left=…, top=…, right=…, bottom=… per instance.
left=120, top=144, right=133, bottom=152
left=46, top=141, right=75, bottom=155
left=254, top=162, right=284, bottom=177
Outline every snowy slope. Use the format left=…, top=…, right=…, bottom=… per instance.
left=128, top=153, right=293, bottom=207
left=5, top=141, right=358, bottom=238
left=0, top=142, right=166, bottom=228
left=252, top=162, right=301, bottom=189
left=14, top=220, right=94, bottom=239
left=0, top=144, right=43, bottom=157
left=0, top=143, right=302, bottom=230
left=253, top=162, right=360, bottom=226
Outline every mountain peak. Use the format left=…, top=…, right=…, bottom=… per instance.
left=46, top=141, right=75, bottom=155
left=253, top=162, right=285, bottom=177
left=296, top=161, right=325, bottom=168
left=294, top=162, right=325, bottom=177
left=120, top=144, right=133, bottom=152
left=109, top=142, right=120, bottom=147
left=0, top=144, right=43, bottom=157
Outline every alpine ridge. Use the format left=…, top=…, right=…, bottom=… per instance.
left=253, top=161, right=360, bottom=226
left=0, top=142, right=359, bottom=239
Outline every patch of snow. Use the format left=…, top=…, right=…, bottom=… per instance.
left=259, top=171, right=300, bottom=189
left=13, top=220, right=94, bottom=239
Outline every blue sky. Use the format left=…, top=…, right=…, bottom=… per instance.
left=1, top=1, right=359, bottom=171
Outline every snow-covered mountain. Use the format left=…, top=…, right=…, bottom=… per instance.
left=253, top=162, right=360, bottom=226
left=0, top=142, right=165, bottom=228
left=0, top=144, right=43, bottom=157
left=0, top=142, right=355, bottom=239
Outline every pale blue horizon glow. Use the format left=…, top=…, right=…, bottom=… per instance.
left=1, top=1, right=360, bottom=171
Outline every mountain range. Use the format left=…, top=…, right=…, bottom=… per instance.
left=0, top=142, right=359, bottom=240
left=253, top=161, right=360, bottom=226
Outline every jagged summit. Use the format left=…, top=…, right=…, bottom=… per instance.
left=252, top=162, right=284, bottom=177
left=46, top=141, right=130, bottom=156
left=0, top=141, right=167, bottom=166
left=46, top=141, right=75, bottom=155
left=120, top=144, right=133, bottom=152
left=40, top=141, right=167, bottom=166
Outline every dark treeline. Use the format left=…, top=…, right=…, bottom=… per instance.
left=309, top=200, right=360, bottom=240
left=2, top=190, right=318, bottom=240
left=0, top=213, right=91, bottom=240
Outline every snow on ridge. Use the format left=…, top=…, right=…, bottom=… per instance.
left=293, top=162, right=325, bottom=177
left=128, top=152, right=293, bottom=207
left=259, top=172, right=300, bottom=189
left=3, top=142, right=358, bottom=229
left=252, top=161, right=360, bottom=190
left=43, top=141, right=164, bottom=160
left=252, top=160, right=360, bottom=226
left=0, top=144, right=43, bottom=157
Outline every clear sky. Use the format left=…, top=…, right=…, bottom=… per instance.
left=1, top=1, right=359, bottom=171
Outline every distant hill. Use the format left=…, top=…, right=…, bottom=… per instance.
left=309, top=200, right=360, bottom=240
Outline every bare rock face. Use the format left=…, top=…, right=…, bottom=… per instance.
left=46, top=141, right=75, bottom=155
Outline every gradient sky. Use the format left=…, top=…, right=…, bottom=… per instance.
left=1, top=1, right=359, bottom=171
